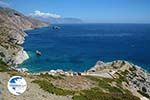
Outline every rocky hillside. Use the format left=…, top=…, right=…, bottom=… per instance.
left=88, top=60, right=150, bottom=100
left=0, top=6, right=48, bottom=66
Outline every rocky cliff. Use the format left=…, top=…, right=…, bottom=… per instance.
left=0, top=6, right=48, bottom=66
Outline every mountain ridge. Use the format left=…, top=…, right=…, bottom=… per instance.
left=0, top=6, right=48, bottom=66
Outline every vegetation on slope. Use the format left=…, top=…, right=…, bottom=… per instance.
left=33, top=74, right=140, bottom=100
left=33, top=80, right=75, bottom=96
left=0, top=60, right=9, bottom=72
left=137, top=90, right=150, bottom=99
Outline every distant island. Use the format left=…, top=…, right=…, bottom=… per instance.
left=29, top=10, right=83, bottom=24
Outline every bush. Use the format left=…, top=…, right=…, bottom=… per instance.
left=73, top=88, right=140, bottom=100
left=32, top=80, right=75, bottom=96
left=33, top=75, right=140, bottom=100
left=0, top=60, right=9, bottom=72
left=137, top=90, right=150, bottom=99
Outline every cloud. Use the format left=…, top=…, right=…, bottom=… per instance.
left=0, top=1, right=10, bottom=7
left=30, top=10, right=61, bottom=19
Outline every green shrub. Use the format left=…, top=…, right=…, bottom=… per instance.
left=34, top=75, right=140, bottom=100
left=32, top=80, right=75, bottom=96
left=129, top=66, right=136, bottom=72
left=73, top=88, right=140, bottom=100
left=0, top=60, right=9, bottom=72
left=137, top=90, right=150, bottom=99
left=39, top=74, right=63, bottom=80
left=0, top=52, right=5, bottom=57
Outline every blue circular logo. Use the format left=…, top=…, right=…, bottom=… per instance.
left=7, top=76, right=27, bottom=95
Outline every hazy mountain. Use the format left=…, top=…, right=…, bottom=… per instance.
left=29, top=11, right=82, bottom=24
left=31, top=16, right=83, bottom=24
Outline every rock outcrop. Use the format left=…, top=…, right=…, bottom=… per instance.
left=127, top=66, right=150, bottom=98
left=88, top=60, right=150, bottom=99
left=0, top=6, right=48, bottom=66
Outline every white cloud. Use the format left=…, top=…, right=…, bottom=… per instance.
left=30, top=10, right=61, bottom=19
left=0, top=1, right=10, bottom=7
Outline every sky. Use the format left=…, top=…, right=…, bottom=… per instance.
left=1, top=0, right=150, bottom=23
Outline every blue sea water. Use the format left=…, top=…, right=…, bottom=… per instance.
left=20, top=24, right=150, bottom=72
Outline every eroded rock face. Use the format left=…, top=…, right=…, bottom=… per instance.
left=0, top=7, right=48, bottom=66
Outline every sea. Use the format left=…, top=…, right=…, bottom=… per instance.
left=20, top=24, right=150, bottom=72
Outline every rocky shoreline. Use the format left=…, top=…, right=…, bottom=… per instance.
left=13, top=60, right=150, bottom=99
left=14, top=60, right=149, bottom=100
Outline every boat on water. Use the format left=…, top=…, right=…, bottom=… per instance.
left=52, top=26, right=61, bottom=30
left=36, top=50, right=42, bottom=56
